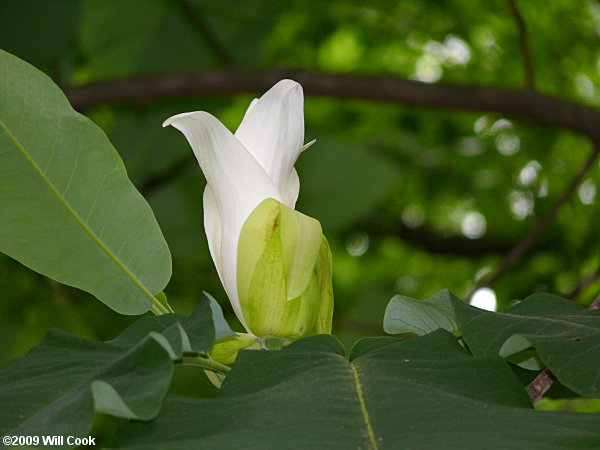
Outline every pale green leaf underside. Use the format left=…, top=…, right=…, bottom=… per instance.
left=384, top=289, right=459, bottom=336
left=0, top=49, right=171, bottom=314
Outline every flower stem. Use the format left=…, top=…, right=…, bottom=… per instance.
left=175, top=352, right=231, bottom=375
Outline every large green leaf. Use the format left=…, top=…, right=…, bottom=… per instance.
left=454, top=293, right=600, bottom=398
left=0, top=50, right=171, bottom=314
left=115, top=331, right=600, bottom=449
left=0, top=295, right=222, bottom=447
left=383, top=289, right=459, bottom=336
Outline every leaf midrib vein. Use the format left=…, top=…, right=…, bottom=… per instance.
left=0, top=118, right=158, bottom=310
left=350, top=362, right=378, bottom=450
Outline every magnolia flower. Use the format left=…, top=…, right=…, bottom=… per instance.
left=164, top=80, right=333, bottom=344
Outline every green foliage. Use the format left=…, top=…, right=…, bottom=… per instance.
left=0, top=296, right=221, bottom=444
left=385, top=292, right=600, bottom=398
left=383, top=289, right=459, bottom=335
left=112, top=331, right=600, bottom=448
left=1, top=0, right=599, bottom=446
left=454, top=293, right=600, bottom=398
left=1, top=291, right=599, bottom=447
left=0, top=50, right=172, bottom=315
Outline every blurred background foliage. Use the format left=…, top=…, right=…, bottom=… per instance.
left=1, top=0, right=599, bottom=407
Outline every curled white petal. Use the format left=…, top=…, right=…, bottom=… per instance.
left=235, top=79, right=306, bottom=207
left=164, top=111, right=281, bottom=330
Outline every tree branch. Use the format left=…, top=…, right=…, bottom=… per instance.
left=566, top=266, right=600, bottom=300
left=65, top=69, right=600, bottom=144
left=173, top=0, right=236, bottom=67
left=526, top=368, right=555, bottom=403
left=590, top=293, right=600, bottom=310
left=467, top=146, right=600, bottom=299
left=506, top=0, right=535, bottom=89
left=359, top=215, right=518, bottom=256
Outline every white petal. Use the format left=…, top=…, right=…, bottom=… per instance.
left=244, top=98, right=259, bottom=115
left=202, top=186, right=223, bottom=280
left=164, top=111, right=281, bottom=330
left=235, top=79, right=306, bottom=207
left=281, top=167, right=300, bottom=209
left=301, top=139, right=316, bottom=152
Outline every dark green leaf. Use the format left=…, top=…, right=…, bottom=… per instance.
left=115, top=331, right=600, bottom=449
left=0, top=316, right=184, bottom=446
left=204, top=291, right=236, bottom=341
left=183, top=292, right=235, bottom=352
left=454, top=293, right=600, bottom=397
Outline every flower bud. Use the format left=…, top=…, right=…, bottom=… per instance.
left=237, top=198, right=333, bottom=339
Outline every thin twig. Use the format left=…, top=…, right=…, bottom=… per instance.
left=174, top=352, right=231, bottom=375
left=506, top=0, right=535, bottom=90
left=526, top=368, right=555, bottom=403
left=590, top=293, right=600, bottom=310
left=65, top=69, right=600, bottom=145
left=566, top=266, right=600, bottom=300
left=525, top=293, right=600, bottom=402
left=467, top=146, right=600, bottom=300
left=173, top=0, right=236, bottom=66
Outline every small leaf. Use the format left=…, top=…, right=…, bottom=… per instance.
left=182, top=294, right=216, bottom=353
left=384, top=289, right=459, bottom=335
left=154, top=292, right=174, bottom=314
left=210, top=333, right=261, bottom=365
left=203, top=292, right=236, bottom=341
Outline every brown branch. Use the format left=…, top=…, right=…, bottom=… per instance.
left=590, top=293, right=600, bottom=310
left=137, top=157, right=536, bottom=256
left=526, top=293, right=600, bottom=402
left=566, top=266, right=600, bottom=300
left=506, top=0, right=535, bottom=90
left=526, top=368, right=555, bottom=403
left=359, top=214, right=520, bottom=256
left=65, top=69, right=600, bottom=145
left=467, top=146, right=600, bottom=299
left=173, top=0, right=236, bottom=67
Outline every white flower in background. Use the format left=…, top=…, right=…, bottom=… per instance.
left=164, top=80, right=333, bottom=347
